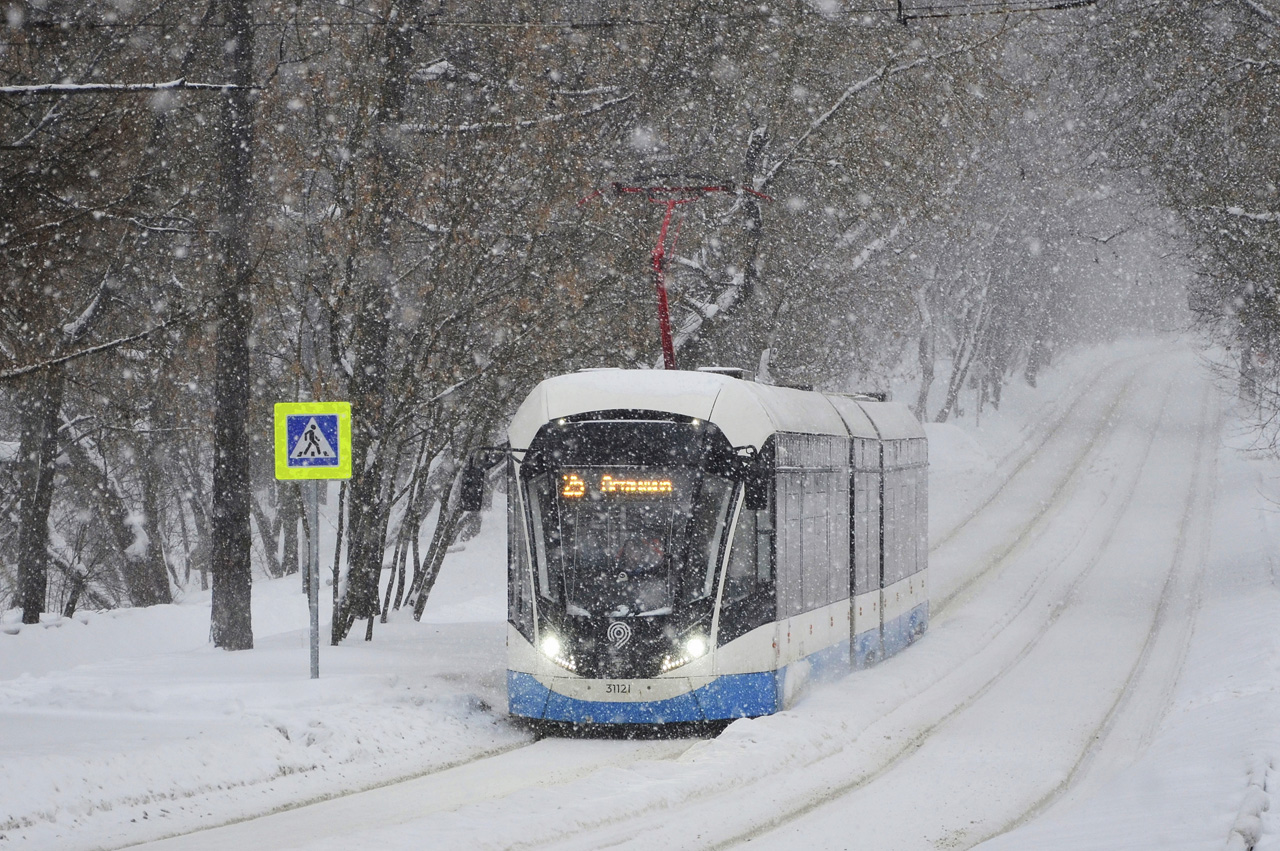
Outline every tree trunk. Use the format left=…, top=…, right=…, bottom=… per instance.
left=281, top=481, right=300, bottom=577
left=250, top=489, right=283, bottom=579
left=209, top=0, right=256, bottom=651
left=330, top=481, right=347, bottom=645
left=913, top=279, right=935, bottom=421
left=140, top=445, right=173, bottom=605
left=1025, top=336, right=1049, bottom=388
left=334, top=0, right=419, bottom=643
left=16, top=366, right=65, bottom=625
left=411, top=491, right=465, bottom=620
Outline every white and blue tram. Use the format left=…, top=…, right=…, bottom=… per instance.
left=475, top=368, right=927, bottom=726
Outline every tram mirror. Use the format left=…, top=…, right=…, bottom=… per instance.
left=744, top=463, right=769, bottom=511
left=460, top=460, right=484, bottom=512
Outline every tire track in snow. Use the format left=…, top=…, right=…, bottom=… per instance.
left=973, top=378, right=1221, bottom=846
left=929, top=344, right=1169, bottom=552
left=931, top=366, right=1142, bottom=617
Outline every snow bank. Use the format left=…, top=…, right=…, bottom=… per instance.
left=0, top=519, right=526, bottom=851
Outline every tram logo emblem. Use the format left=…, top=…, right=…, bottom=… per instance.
left=607, top=621, right=632, bottom=648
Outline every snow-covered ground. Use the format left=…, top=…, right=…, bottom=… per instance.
left=4, top=335, right=1279, bottom=851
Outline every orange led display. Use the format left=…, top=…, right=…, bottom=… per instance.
left=599, top=475, right=673, bottom=495
left=561, top=473, right=586, bottom=498
left=560, top=472, right=675, bottom=498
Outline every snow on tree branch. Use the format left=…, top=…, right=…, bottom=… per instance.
left=1237, top=0, right=1279, bottom=27
left=402, top=94, right=633, bottom=134
left=0, top=78, right=252, bottom=96
left=0, top=312, right=192, bottom=383
left=1207, top=205, right=1280, bottom=223
left=760, top=37, right=995, bottom=189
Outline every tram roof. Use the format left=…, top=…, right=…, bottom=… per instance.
left=507, top=369, right=924, bottom=450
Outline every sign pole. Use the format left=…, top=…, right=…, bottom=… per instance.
left=274, top=400, right=352, bottom=681
left=308, top=479, right=320, bottom=680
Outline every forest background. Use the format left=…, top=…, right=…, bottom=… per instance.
left=1, top=0, right=1275, bottom=649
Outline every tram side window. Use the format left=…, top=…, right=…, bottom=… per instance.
left=828, top=468, right=850, bottom=604
left=778, top=472, right=805, bottom=617
left=801, top=470, right=827, bottom=612
left=725, top=505, right=759, bottom=602
left=508, top=468, right=535, bottom=641
left=527, top=476, right=556, bottom=600
left=883, top=456, right=916, bottom=585
left=852, top=475, right=870, bottom=596
left=718, top=499, right=777, bottom=645
left=915, top=439, right=929, bottom=577
left=902, top=457, right=917, bottom=579
left=801, top=467, right=848, bottom=610
left=887, top=440, right=918, bottom=587
left=884, top=477, right=902, bottom=586
left=851, top=438, right=883, bottom=597
left=684, top=475, right=735, bottom=604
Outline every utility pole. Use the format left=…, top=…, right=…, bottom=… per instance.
left=582, top=177, right=771, bottom=370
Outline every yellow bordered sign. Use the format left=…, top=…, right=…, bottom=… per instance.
left=274, top=402, right=352, bottom=480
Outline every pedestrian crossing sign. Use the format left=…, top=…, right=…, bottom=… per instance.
left=274, top=401, right=352, bottom=480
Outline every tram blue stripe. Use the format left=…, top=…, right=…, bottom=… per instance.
left=508, top=618, right=926, bottom=725
left=805, top=638, right=851, bottom=682
left=507, top=670, right=780, bottom=723
left=507, top=670, right=551, bottom=719
left=853, top=627, right=880, bottom=669
left=692, top=671, right=779, bottom=719
left=883, top=601, right=929, bottom=658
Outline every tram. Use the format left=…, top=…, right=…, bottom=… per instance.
left=463, top=367, right=927, bottom=727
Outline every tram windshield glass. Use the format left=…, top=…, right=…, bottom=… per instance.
left=524, top=419, right=738, bottom=619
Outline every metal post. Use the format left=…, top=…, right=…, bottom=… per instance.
left=651, top=199, right=685, bottom=370
left=582, top=180, right=770, bottom=373
left=308, top=479, right=320, bottom=679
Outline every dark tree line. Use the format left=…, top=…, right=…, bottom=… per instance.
left=1, top=0, right=1231, bottom=643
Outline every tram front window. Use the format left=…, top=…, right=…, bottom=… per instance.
left=528, top=465, right=735, bottom=618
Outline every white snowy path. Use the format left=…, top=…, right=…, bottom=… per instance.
left=4, top=337, right=1280, bottom=851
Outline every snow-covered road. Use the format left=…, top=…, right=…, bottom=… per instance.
left=6, top=337, right=1280, bottom=851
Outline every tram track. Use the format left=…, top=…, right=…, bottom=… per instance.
left=120, top=736, right=699, bottom=851
left=929, top=342, right=1173, bottom=552
left=930, top=364, right=1143, bottom=617
left=568, top=359, right=1191, bottom=851
left=976, top=381, right=1220, bottom=845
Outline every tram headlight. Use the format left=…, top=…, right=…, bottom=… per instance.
left=538, top=631, right=576, bottom=672
left=661, top=633, right=710, bottom=673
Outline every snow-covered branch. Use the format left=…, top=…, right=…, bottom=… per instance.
left=760, top=36, right=993, bottom=189
left=1205, top=205, right=1280, bottom=223
left=1236, top=0, right=1279, bottom=27
left=848, top=219, right=905, bottom=273
left=402, top=94, right=633, bottom=134
left=0, top=78, right=251, bottom=96
left=0, top=312, right=192, bottom=383
left=61, top=280, right=107, bottom=345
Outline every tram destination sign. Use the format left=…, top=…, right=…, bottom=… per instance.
left=560, top=471, right=675, bottom=499
left=274, top=401, right=353, bottom=481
